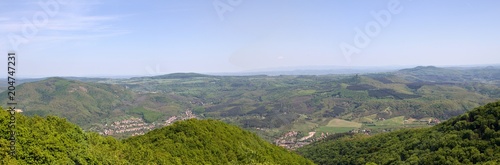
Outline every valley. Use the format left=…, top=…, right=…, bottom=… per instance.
left=1, top=66, right=498, bottom=144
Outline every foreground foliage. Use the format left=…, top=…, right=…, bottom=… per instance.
left=297, top=101, right=500, bottom=165
left=0, top=109, right=313, bottom=164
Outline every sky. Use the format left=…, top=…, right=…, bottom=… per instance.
left=0, top=0, right=499, bottom=77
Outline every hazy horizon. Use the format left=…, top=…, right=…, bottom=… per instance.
left=6, top=64, right=499, bottom=79
left=1, top=0, right=499, bottom=77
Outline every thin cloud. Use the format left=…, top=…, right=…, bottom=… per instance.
left=0, top=0, right=130, bottom=48
left=44, top=15, right=123, bottom=31
left=31, top=30, right=131, bottom=43
left=164, top=7, right=199, bottom=13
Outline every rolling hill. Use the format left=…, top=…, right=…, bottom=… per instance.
left=396, top=65, right=500, bottom=83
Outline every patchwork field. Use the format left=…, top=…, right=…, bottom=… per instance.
left=374, top=116, right=405, bottom=125
left=316, top=126, right=357, bottom=134
left=326, top=119, right=362, bottom=127
left=314, top=118, right=363, bottom=134
left=315, top=116, right=430, bottom=134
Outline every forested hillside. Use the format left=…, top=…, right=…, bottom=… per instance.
left=0, top=108, right=312, bottom=164
left=0, top=77, right=135, bottom=128
left=123, top=119, right=313, bottom=164
left=296, top=100, right=500, bottom=165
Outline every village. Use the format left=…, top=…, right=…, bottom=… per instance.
left=97, top=110, right=196, bottom=136
left=275, top=131, right=330, bottom=150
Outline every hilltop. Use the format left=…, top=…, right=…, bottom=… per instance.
left=297, top=100, right=500, bottom=164
left=397, top=65, right=500, bottom=82
left=0, top=109, right=313, bottom=164
left=123, top=119, right=314, bottom=164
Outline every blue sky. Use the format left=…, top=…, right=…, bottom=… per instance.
left=1, top=0, right=499, bottom=77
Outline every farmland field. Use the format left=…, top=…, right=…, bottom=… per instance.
left=316, top=126, right=356, bottom=134
left=326, top=119, right=362, bottom=127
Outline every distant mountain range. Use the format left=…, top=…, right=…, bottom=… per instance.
left=5, top=65, right=499, bottom=79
